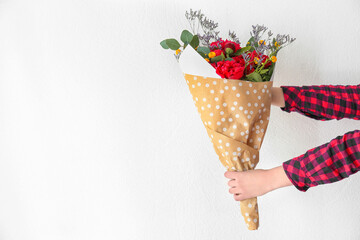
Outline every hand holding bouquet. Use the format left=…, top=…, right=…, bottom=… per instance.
left=160, top=9, right=295, bottom=230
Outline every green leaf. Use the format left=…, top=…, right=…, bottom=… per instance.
left=197, top=51, right=206, bottom=58
left=246, top=71, right=262, bottom=82
left=233, top=46, right=251, bottom=56
left=165, top=39, right=181, bottom=50
left=225, top=58, right=234, bottom=61
left=247, top=36, right=258, bottom=48
left=180, top=30, right=193, bottom=44
left=260, top=69, right=269, bottom=74
left=268, top=63, right=276, bottom=78
left=210, top=53, right=225, bottom=63
left=263, top=75, right=270, bottom=82
left=160, top=40, right=169, bottom=49
left=225, top=48, right=234, bottom=55
left=189, top=35, right=199, bottom=49
left=197, top=46, right=210, bottom=55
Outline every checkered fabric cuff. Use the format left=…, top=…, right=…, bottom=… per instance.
left=279, top=86, right=303, bottom=113
left=282, top=154, right=312, bottom=192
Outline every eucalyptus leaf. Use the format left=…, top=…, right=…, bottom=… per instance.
left=160, top=40, right=169, bottom=49
left=189, top=35, right=199, bottom=49
left=197, top=51, right=206, bottom=58
left=180, top=30, right=193, bottom=44
left=165, top=39, right=181, bottom=50
left=197, top=46, right=210, bottom=55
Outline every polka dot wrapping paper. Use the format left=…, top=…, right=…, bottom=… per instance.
left=183, top=73, right=273, bottom=230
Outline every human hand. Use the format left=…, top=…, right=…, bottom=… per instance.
left=224, top=169, right=273, bottom=201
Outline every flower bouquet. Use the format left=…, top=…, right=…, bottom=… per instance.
left=160, top=9, right=295, bottom=230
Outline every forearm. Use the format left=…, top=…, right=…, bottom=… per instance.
left=266, top=165, right=293, bottom=192
left=282, top=129, right=360, bottom=192
left=271, top=87, right=285, bottom=108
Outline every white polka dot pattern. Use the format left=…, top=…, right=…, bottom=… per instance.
left=183, top=73, right=273, bottom=231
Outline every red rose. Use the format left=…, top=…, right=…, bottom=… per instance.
left=213, top=49, right=223, bottom=56
left=232, top=55, right=245, bottom=65
left=221, top=39, right=241, bottom=52
left=215, top=60, right=245, bottom=80
left=224, top=42, right=236, bottom=52
left=210, top=38, right=241, bottom=54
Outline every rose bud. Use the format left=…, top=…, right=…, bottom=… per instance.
left=223, top=42, right=236, bottom=52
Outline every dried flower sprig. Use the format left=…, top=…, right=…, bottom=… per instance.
left=228, top=30, right=241, bottom=45
left=185, top=8, right=222, bottom=47
left=245, top=24, right=296, bottom=77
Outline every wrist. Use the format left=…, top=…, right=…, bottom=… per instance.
left=266, top=165, right=292, bottom=191
left=271, top=87, right=285, bottom=108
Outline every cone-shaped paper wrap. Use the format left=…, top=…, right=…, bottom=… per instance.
left=179, top=46, right=274, bottom=230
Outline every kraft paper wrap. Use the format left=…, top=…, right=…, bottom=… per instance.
left=183, top=73, right=273, bottom=230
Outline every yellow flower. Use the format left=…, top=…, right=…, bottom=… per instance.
left=254, top=57, right=259, bottom=64
left=247, top=42, right=250, bottom=45
left=271, top=56, right=277, bottom=62
left=175, top=49, right=181, bottom=55
left=205, top=58, right=210, bottom=62
left=208, top=51, right=216, bottom=58
left=259, top=40, right=266, bottom=45
left=274, top=41, right=279, bottom=47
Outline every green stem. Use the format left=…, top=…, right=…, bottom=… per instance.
left=256, top=58, right=270, bottom=72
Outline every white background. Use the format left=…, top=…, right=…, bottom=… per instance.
left=1, top=0, right=360, bottom=239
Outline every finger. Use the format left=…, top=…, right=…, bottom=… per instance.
left=229, top=187, right=239, bottom=194
left=224, top=170, right=238, bottom=179
left=227, top=179, right=236, bottom=187
left=234, top=193, right=248, bottom=201
left=234, top=193, right=243, bottom=201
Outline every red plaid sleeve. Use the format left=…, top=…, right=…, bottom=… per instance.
left=282, top=129, right=360, bottom=192
left=279, top=84, right=360, bottom=120
left=279, top=84, right=360, bottom=192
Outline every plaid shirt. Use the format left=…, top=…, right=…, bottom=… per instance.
left=279, top=84, right=360, bottom=192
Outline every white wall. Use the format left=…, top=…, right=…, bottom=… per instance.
left=0, top=0, right=360, bottom=239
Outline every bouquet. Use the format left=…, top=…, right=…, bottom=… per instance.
left=160, top=9, right=295, bottom=230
